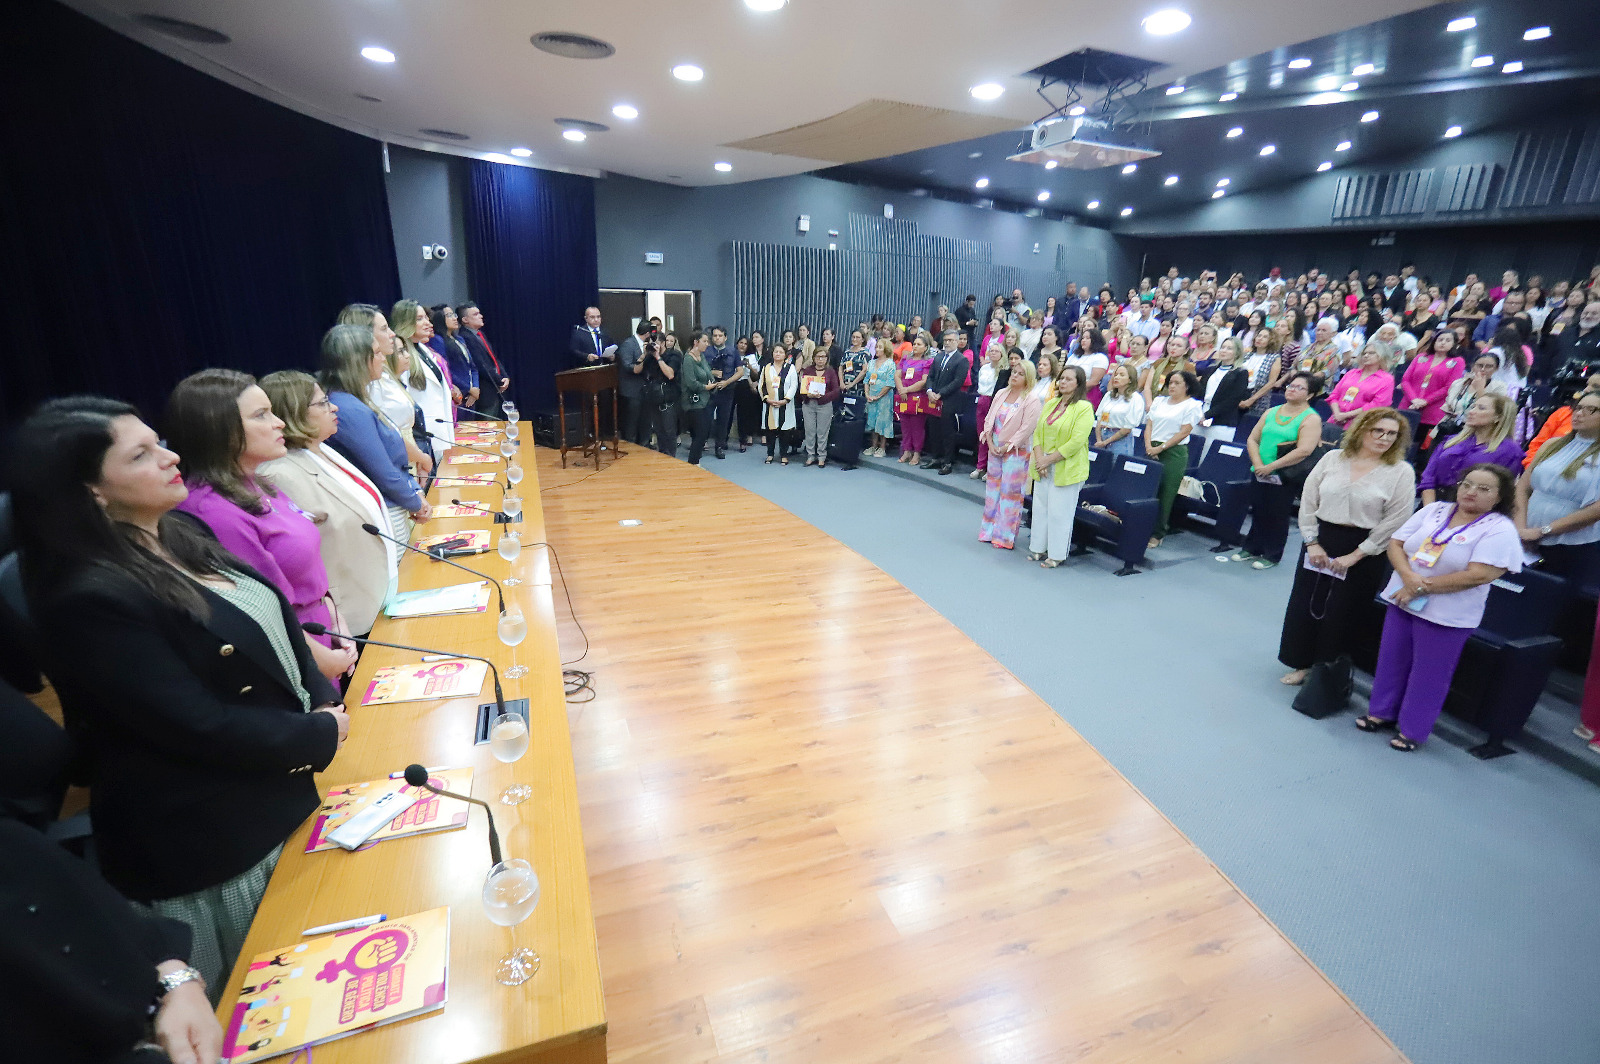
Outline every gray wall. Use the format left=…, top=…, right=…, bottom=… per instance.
left=594, top=172, right=1135, bottom=328
left=384, top=144, right=470, bottom=306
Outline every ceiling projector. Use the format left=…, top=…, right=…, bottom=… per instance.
left=1008, top=116, right=1161, bottom=170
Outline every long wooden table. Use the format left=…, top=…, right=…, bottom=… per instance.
left=217, top=425, right=606, bottom=1064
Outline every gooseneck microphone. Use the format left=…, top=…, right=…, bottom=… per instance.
left=301, top=623, right=506, bottom=719
left=360, top=523, right=507, bottom=615
left=432, top=427, right=509, bottom=461
left=455, top=408, right=511, bottom=422
left=405, top=763, right=503, bottom=866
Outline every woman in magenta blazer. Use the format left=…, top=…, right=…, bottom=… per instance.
left=165, top=369, right=358, bottom=681
left=1327, top=340, right=1397, bottom=431
left=1400, top=329, right=1465, bottom=452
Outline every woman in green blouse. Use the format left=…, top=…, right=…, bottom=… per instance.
left=679, top=330, right=715, bottom=464
left=1028, top=365, right=1095, bottom=568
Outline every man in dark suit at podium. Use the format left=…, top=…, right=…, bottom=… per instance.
left=569, top=306, right=616, bottom=367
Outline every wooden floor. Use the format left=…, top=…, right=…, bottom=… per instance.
left=537, top=447, right=1407, bottom=1064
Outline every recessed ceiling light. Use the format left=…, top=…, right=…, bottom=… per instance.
left=1336, top=139, right=1352, bottom=151
left=713, top=161, right=733, bottom=172
left=744, top=0, right=786, bottom=9
left=1448, top=16, right=1476, bottom=32
left=1212, top=189, right=1224, bottom=199
left=671, top=63, right=704, bottom=81
left=1086, top=200, right=1100, bottom=209
left=1226, top=127, right=1243, bottom=138
left=361, top=46, right=396, bottom=63
left=1317, top=161, right=1333, bottom=171
left=1216, top=177, right=1230, bottom=187
left=1164, top=174, right=1179, bottom=186
left=1340, top=81, right=1359, bottom=92
left=1141, top=9, right=1192, bottom=35
left=1036, top=191, right=1050, bottom=202
left=1259, top=144, right=1276, bottom=156
left=1502, top=61, right=1524, bottom=73
left=1471, top=55, right=1494, bottom=68
left=1121, top=163, right=1138, bottom=174
left=612, top=104, right=639, bottom=120
left=1444, top=125, right=1463, bottom=138
left=1044, top=159, right=1059, bottom=170
left=1288, top=57, right=1312, bottom=69
left=510, top=147, right=533, bottom=157
left=974, top=177, right=990, bottom=189
left=1219, top=92, right=1238, bottom=102
left=1524, top=26, right=1551, bottom=41
left=970, top=82, right=1005, bottom=101
left=1361, top=110, right=1379, bottom=122
left=1120, top=206, right=1134, bottom=216
left=562, top=129, right=586, bottom=142
left=1352, top=63, right=1375, bottom=77
left=1068, top=105, right=1087, bottom=116
left=968, top=151, right=983, bottom=159
left=1165, top=85, right=1186, bottom=96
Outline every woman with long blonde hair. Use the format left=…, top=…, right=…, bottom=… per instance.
left=392, top=298, right=456, bottom=462
left=1418, top=393, right=1523, bottom=505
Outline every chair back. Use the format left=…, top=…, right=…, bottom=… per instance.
left=1105, top=455, right=1164, bottom=503
left=1194, top=440, right=1252, bottom=485
left=1478, top=569, right=1567, bottom=641
left=0, top=552, right=42, bottom=693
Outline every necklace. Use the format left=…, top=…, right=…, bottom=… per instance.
left=1272, top=405, right=1304, bottom=425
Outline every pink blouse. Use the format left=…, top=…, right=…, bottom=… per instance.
left=1399, top=355, right=1465, bottom=426
left=1329, top=368, right=1397, bottom=418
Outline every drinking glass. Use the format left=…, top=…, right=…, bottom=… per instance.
left=506, top=420, right=521, bottom=442
left=490, top=711, right=532, bottom=805
left=506, top=464, right=525, bottom=487
left=481, top=858, right=540, bottom=985
left=498, top=531, right=522, bottom=586
left=499, top=438, right=516, bottom=459
left=502, top=400, right=519, bottom=422
left=502, top=494, right=524, bottom=522
left=498, top=607, right=528, bottom=679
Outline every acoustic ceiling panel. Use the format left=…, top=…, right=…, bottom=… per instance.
left=1435, top=164, right=1497, bottom=213
left=1500, top=129, right=1572, bottom=210
left=1565, top=124, right=1600, bottom=205
left=724, top=100, right=1023, bottom=165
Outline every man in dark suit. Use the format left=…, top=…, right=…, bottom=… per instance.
left=569, top=306, right=615, bottom=367
left=954, top=294, right=980, bottom=351
left=615, top=321, right=652, bottom=445
left=456, top=302, right=508, bottom=417
left=1380, top=274, right=1409, bottom=318
left=922, top=329, right=972, bottom=475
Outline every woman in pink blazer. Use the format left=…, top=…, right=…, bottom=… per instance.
left=1400, top=329, right=1466, bottom=452
left=978, top=356, right=1044, bottom=549
left=1328, top=340, right=1398, bottom=430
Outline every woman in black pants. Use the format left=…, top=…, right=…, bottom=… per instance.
left=1224, top=371, right=1323, bottom=570
left=1279, top=408, right=1417, bottom=685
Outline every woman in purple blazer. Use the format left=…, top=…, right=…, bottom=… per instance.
left=165, top=369, right=358, bottom=681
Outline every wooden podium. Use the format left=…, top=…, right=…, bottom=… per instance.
left=554, top=363, right=623, bottom=468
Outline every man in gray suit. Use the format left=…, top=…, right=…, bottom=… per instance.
left=616, top=320, right=652, bottom=445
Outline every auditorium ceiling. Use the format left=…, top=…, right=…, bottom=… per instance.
left=66, top=0, right=1428, bottom=188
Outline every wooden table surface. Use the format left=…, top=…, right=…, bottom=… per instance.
left=535, top=446, right=1409, bottom=1064
left=216, top=428, right=606, bottom=1064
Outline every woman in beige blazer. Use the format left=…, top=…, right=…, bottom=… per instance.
left=259, top=371, right=395, bottom=636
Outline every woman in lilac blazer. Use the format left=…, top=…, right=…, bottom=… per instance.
left=164, top=369, right=358, bottom=681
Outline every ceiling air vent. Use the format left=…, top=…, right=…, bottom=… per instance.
left=531, top=32, right=616, bottom=60
left=555, top=119, right=610, bottom=134
left=134, top=14, right=230, bottom=44
left=419, top=129, right=471, bottom=141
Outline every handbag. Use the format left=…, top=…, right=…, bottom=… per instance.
left=1276, top=441, right=1329, bottom=487
left=1292, top=655, right=1353, bottom=719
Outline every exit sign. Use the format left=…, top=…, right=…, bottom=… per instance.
left=644, top=251, right=665, bottom=264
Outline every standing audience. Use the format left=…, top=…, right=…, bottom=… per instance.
left=1027, top=366, right=1094, bottom=567
left=1145, top=370, right=1204, bottom=549
left=1226, top=371, right=1323, bottom=568
left=978, top=359, right=1041, bottom=549
left=798, top=347, right=841, bottom=467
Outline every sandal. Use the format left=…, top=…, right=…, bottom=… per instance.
left=1389, top=736, right=1419, bottom=752
left=818, top=460, right=827, bottom=468
left=1040, top=558, right=1061, bottom=568
left=764, top=456, right=773, bottom=464
left=780, top=457, right=789, bottom=466
left=1027, top=551, right=1045, bottom=561
left=1354, top=715, right=1396, bottom=732
left=1280, top=670, right=1309, bottom=686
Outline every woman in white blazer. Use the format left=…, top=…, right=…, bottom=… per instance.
left=259, top=371, right=396, bottom=636
left=393, top=298, right=457, bottom=463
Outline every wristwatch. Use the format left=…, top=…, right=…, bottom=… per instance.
left=157, top=966, right=205, bottom=997
left=1540, top=524, right=1554, bottom=537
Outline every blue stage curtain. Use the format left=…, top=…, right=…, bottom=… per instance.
left=462, top=160, right=598, bottom=412
left=0, top=0, right=400, bottom=422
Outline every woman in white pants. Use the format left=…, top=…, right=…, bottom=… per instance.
left=1028, top=365, right=1096, bottom=568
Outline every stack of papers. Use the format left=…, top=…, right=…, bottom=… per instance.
left=384, top=581, right=491, bottom=618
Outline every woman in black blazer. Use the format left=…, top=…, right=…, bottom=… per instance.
left=11, top=396, right=348, bottom=998
left=1199, top=336, right=1253, bottom=442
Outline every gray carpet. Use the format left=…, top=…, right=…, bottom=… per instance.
left=700, top=445, right=1600, bottom=1064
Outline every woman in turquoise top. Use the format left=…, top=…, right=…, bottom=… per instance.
left=863, top=345, right=898, bottom=456
left=1027, top=365, right=1095, bottom=568
left=1226, top=370, right=1323, bottom=568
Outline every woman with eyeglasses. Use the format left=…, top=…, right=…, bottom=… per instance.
left=1224, top=370, right=1323, bottom=569
left=1515, top=392, right=1600, bottom=578
left=1278, top=408, right=1415, bottom=686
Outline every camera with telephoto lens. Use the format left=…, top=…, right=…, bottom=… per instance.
left=1541, top=358, right=1599, bottom=419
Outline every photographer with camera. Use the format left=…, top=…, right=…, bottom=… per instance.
left=635, top=324, right=681, bottom=455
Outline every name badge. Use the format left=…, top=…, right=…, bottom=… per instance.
left=1410, top=543, right=1443, bottom=568
left=1343, top=387, right=1359, bottom=402
left=904, top=369, right=916, bottom=381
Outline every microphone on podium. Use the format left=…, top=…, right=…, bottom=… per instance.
left=300, top=623, right=506, bottom=721
left=360, top=523, right=507, bottom=615
left=404, top=763, right=503, bottom=866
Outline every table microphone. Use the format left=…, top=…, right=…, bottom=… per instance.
left=360, top=522, right=507, bottom=615
left=456, top=408, right=511, bottom=422
left=300, top=623, right=506, bottom=720
left=404, top=763, right=503, bottom=866
left=433, top=430, right=508, bottom=461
